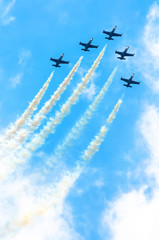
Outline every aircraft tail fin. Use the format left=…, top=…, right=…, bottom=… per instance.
left=123, top=84, right=132, bottom=88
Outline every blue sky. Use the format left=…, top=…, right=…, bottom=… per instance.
left=0, top=0, right=159, bottom=239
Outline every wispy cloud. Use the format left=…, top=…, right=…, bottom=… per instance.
left=83, top=79, right=97, bottom=101
left=18, top=50, right=32, bottom=66
left=82, top=71, right=101, bottom=101
left=9, top=49, right=32, bottom=88
left=58, top=11, right=69, bottom=25
left=101, top=104, right=159, bottom=240
left=10, top=73, right=23, bottom=88
left=0, top=0, right=16, bottom=25
left=137, top=2, right=159, bottom=93
left=94, top=178, right=105, bottom=188
left=138, top=105, right=159, bottom=183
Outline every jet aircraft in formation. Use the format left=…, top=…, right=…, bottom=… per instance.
left=115, top=46, right=135, bottom=60
left=103, top=25, right=122, bottom=40
left=50, top=26, right=139, bottom=88
left=120, top=73, right=140, bottom=88
left=50, top=53, right=70, bottom=67
left=79, top=38, right=99, bottom=52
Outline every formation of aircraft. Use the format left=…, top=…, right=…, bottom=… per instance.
left=50, top=25, right=139, bottom=88
left=115, top=46, right=135, bottom=60
left=79, top=38, right=99, bottom=52
left=103, top=25, right=122, bottom=40
left=50, top=53, right=70, bottom=67
left=121, top=73, right=140, bottom=88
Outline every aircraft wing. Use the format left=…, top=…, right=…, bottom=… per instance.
left=80, top=42, right=87, bottom=47
left=103, top=30, right=111, bottom=35
left=112, top=32, right=122, bottom=37
left=130, top=80, right=140, bottom=85
left=59, top=60, right=69, bottom=64
left=50, top=58, right=57, bottom=63
left=121, top=77, right=129, bottom=83
left=115, top=51, right=123, bottom=55
left=125, top=52, right=135, bottom=57
left=89, top=44, right=98, bottom=48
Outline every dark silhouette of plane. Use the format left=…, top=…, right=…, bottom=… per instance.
left=115, top=46, right=135, bottom=60
left=103, top=26, right=122, bottom=40
left=121, top=73, right=140, bottom=88
left=50, top=53, right=70, bottom=67
left=79, top=38, right=99, bottom=51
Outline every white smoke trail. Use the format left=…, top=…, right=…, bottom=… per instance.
left=7, top=98, right=122, bottom=231
left=24, top=46, right=106, bottom=153
left=0, top=97, right=121, bottom=185
left=82, top=98, right=122, bottom=161
left=5, top=72, right=54, bottom=140
left=15, top=57, right=83, bottom=144
left=0, top=57, right=83, bottom=158
left=107, top=99, right=122, bottom=124
left=0, top=47, right=106, bottom=181
left=50, top=67, right=117, bottom=163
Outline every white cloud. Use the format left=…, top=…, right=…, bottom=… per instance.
left=0, top=167, right=82, bottom=240
left=101, top=104, right=159, bottom=240
left=83, top=80, right=97, bottom=100
left=138, top=105, right=159, bottom=182
left=6, top=204, right=81, bottom=240
left=94, top=178, right=105, bottom=188
left=0, top=0, right=16, bottom=25
left=81, top=70, right=100, bottom=101
left=78, top=66, right=87, bottom=78
left=75, top=188, right=84, bottom=196
left=10, top=73, right=23, bottom=88
left=9, top=49, right=32, bottom=88
left=18, top=50, right=32, bottom=66
left=9, top=208, right=81, bottom=240
left=137, top=2, right=159, bottom=92
left=59, top=11, right=69, bottom=25
left=102, top=187, right=159, bottom=240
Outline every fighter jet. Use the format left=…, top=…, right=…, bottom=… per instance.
left=115, top=46, right=135, bottom=60
left=50, top=53, right=70, bottom=67
left=121, top=73, right=140, bottom=88
left=103, top=25, right=122, bottom=40
left=79, top=38, right=99, bottom=52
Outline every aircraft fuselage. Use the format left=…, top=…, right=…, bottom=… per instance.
left=85, top=39, right=93, bottom=49
left=108, top=26, right=116, bottom=39
left=50, top=53, right=69, bottom=68
left=54, top=53, right=64, bottom=66
left=103, top=26, right=122, bottom=40
left=121, top=73, right=140, bottom=88
left=121, top=47, right=129, bottom=59
left=79, top=38, right=98, bottom=51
